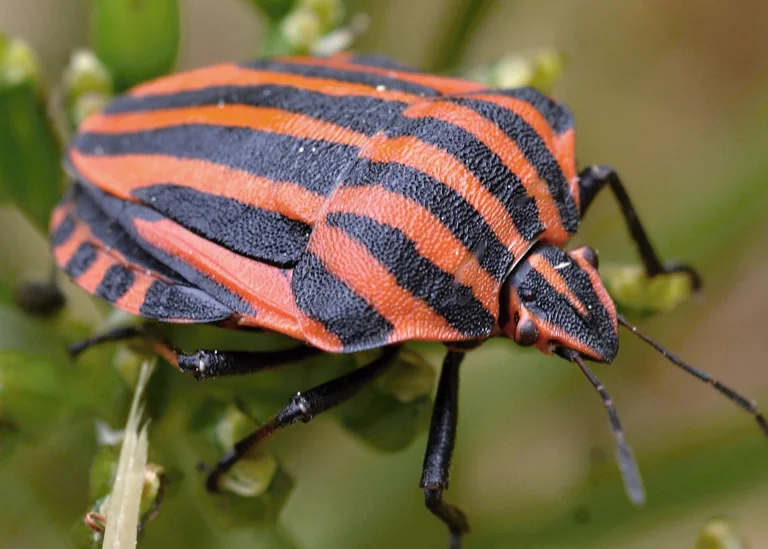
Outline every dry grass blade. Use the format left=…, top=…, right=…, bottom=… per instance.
left=102, top=360, right=155, bottom=549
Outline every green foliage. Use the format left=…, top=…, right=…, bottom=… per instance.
left=90, top=0, right=180, bottom=91
left=0, top=35, right=64, bottom=231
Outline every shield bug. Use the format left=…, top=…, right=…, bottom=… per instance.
left=50, top=53, right=768, bottom=548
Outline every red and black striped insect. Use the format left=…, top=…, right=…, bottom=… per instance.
left=50, top=54, right=768, bottom=548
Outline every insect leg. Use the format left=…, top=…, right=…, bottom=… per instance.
left=159, top=342, right=323, bottom=380
left=204, top=345, right=401, bottom=492
left=68, top=326, right=144, bottom=356
left=577, top=165, right=701, bottom=289
left=69, top=326, right=323, bottom=379
left=420, top=351, right=469, bottom=549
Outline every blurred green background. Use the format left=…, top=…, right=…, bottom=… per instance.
left=1, top=1, right=767, bottom=548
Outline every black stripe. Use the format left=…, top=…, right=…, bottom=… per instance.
left=79, top=184, right=259, bottom=318
left=241, top=60, right=442, bottom=97
left=384, top=115, right=544, bottom=242
left=539, top=246, right=607, bottom=320
left=342, top=54, right=420, bottom=73
left=73, top=125, right=359, bottom=197
left=495, top=87, right=574, bottom=135
left=50, top=211, right=76, bottom=247
left=342, top=158, right=513, bottom=281
left=131, top=184, right=310, bottom=267
left=70, top=183, right=186, bottom=283
left=293, top=251, right=394, bottom=351
left=140, top=280, right=233, bottom=322
left=326, top=212, right=495, bottom=338
left=64, top=242, right=97, bottom=278
left=96, top=263, right=135, bottom=302
left=451, top=96, right=580, bottom=234
left=104, top=85, right=405, bottom=137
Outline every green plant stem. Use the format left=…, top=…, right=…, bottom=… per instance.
left=426, top=0, right=498, bottom=73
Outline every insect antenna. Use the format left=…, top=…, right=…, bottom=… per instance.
left=572, top=353, right=646, bottom=506
left=617, top=313, right=768, bottom=438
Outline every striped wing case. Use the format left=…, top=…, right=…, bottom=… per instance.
left=51, top=54, right=581, bottom=352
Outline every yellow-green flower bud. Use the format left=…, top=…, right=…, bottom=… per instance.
left=0, top=36, right=41, bottom=91
left=601, top=263, right=694, bottom=314
left=696, top=518, right=745, bottom=549
left=299, top=0, right=344, bottom=29
left=280, top=8, right=324, bottom=53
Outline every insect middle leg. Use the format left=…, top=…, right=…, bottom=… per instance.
left=421, top=351, right=470, bottom=549
left=204, top=345, right=401, bottom=492
left=577, top=165, right=702, bottom=289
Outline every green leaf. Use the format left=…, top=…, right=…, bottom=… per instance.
left=0, top=308, right=72, bottom=447
left=246, top=0, right=299, bottom=22
left=90, top=0, right=180, bottom=91
left=0, top=39, right=64, bottom=232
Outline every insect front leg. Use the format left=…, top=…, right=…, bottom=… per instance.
left=577, top=165, right=702, bottom=289
left=204, top=345, right=401, bottom=492
left=421, top=351, right=470, bottom=549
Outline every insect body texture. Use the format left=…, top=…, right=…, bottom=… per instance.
left=51, top=54, right=767, bottom=549
left=53, top=54, right=581, bottom=353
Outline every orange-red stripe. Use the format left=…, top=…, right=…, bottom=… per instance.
left=361, top=133, right=529, bottom=259
left=307, top=222, right=465, bottom=344
left=463, top=93, right=578, bottom=213
left=69, top=150, right=326, bottom=224
left=52, top=212, right=183, bottom=317
left=402, top=100, right=571, bottom=244
left=571, top=250, right=617, bottom=329
left=49, top=201, right=73, bottom=234
left=81, top=105, right=369, bottom=147
left=325, top=185, right=498, bottom=315
left=130, top=64, right=427, bottom=104
left=74, top=251, right=116, bottom=294
left=528, top=253, right=588, bottom=316
left=131, top=217, right=310, bottom=342
left=113, top=271, right=154, bottom=316
left=553, top=127, right=579, bottom=210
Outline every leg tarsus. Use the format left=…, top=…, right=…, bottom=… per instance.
left=578, top=165, right=702, bottom=291
left=424, top=487, right=469, bottom=549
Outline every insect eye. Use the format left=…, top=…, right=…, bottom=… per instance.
left=517, top=319, right=539, bottom=347
left=581, top=246, right=599, bottom=269
left=519, top=287, right=537, bottom=303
